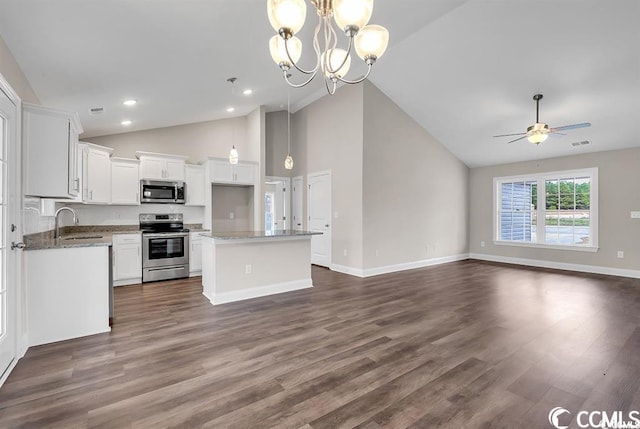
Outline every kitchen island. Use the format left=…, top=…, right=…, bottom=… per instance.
left=200, top=230, right=320, bottom=305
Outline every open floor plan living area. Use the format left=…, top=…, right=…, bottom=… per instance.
left=0, top=1, right=639, bottom=428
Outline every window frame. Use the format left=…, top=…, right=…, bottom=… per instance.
left=493, top=167, right=598, bottom=252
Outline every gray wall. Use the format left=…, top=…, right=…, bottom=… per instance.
left=265, top=111, right=292, bottom=178
left=469, top=147, right=640, bottom=271
left=85, top=116, right=251, bottom=163
left=362, top=82, right=469, bottom=269
left=292, top=84, right=365, bottom=269
left=0, top=36, right=39, bottom=104
left=211, top=185, right=254, bottom=232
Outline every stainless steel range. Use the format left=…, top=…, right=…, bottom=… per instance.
left=140, top=213, right=189, bottom=282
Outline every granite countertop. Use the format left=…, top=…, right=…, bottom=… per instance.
left=24, top=223, right=205, bottom=251
left=201, top=230, right=322, bottom=240
left=24, top=226, right=142, bottom=251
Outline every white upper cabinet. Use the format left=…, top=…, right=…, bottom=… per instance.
left=83, top=143, right=113, bottom=204
left=136, top=151, right=187, bottom=181
left=208, top=158, right=256, bottom=185
left=23, top=103, right=83, bottom=198
left=111, top=158, right=140, bottom=205
left=185, top=164, right=205, bottom=206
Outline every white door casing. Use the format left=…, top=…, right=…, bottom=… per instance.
left=265, top=177, right=291, bottom=230
left=307, top=171, right=331, bottom=267
left=292, top=176, right=303, bottom=231
left=0, top=80, right=21, bottom=383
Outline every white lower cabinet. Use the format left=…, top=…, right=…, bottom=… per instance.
left=113, top=233, right=142, bottom=286
left=25, top=246, right=110, bottom=346
left=189, top=231, right=207, bottom=276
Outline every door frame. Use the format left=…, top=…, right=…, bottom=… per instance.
left=292, top=176, right=304, bottom=231
left=307, top=170, right=332, bottom=267
left=264, top=176, right=291, bottom=230
left=0, top=73, right=24, bottom=387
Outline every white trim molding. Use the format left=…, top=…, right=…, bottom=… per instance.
left=470, top=253, right=640, bottom=279
left=332, top=253, right=470, bottom=278
left=207, top=279, right=313, bottom=305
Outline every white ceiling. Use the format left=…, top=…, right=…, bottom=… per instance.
left=1, top=0, right=638, bottom=167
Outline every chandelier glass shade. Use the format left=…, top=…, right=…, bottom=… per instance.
left=267, top=0, right=389, bottom=95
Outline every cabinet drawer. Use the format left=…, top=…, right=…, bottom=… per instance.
left=112, top=234, right=141, bottom=244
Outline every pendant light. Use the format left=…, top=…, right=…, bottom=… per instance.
left=284, top=82, right=293, bottom=170
left=227, top=77, right=239, bottom=164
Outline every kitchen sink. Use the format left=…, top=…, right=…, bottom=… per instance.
left=62, top=235, right=104, bottom=240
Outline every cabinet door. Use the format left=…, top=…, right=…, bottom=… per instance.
left=67, top=122, right=80, bottom=197
left=140, top=157, right=164, bottom=180
left=210, top=161, right=234, bottom=183
left=185, top=165, right=205, bottom=206
left=111, top=162, right=140, bottom=205
left=86, top=148, right=111, bottom=203
left=23, top=109, right=72, bottom=198
left=190, top=235, right=202, bottom=273
left=165, top=159, right=185, bottom=181
left=114, top=241, right=142, bottom=281
left=234, top=163, right=255, bottom=185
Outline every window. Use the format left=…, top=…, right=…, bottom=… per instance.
left=494, top=168, right=598, bottom=251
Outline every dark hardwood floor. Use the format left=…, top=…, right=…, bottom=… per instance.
left=1, top=260, right=639, bottom=428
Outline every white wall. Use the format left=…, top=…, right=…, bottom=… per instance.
left=469, top=147, right=640, bottom=274
left=0, top=36, right=39, bottom=104
left=362, top=82, right=469, bottom=270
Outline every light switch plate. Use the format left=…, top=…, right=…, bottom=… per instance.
left=631, top=211, right=640, bottom=219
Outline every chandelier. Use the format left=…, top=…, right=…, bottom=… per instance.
left=267, top=0, right=389, bottom=95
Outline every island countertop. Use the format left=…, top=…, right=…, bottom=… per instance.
left=200, top=230, right=321, bottom=241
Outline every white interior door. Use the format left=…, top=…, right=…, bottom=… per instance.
left=292, top=176, right=303, bottom=231
left=308, top=171, right=331, bottom=267
left=265, top=177, right=290, bottom=230
left=0, top=85, right=19, bottom=380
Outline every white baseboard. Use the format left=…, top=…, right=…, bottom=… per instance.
left=332, top=253, right=470, bottom=278
left=113, top=278, right=142, bottom=287
left=210, top=279, right=313, bottom=305
left=469, top=253, right=640, bottom=279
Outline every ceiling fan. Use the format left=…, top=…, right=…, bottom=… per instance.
left=494, top=94, right=591, bottom=144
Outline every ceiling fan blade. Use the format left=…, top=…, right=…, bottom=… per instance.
left=549, top=131, right=567, bottom=136
left=549, top=122, right=591, bottom=132
left=507, top=136, right=528, bottom=144
left=494, top=132, right=527, bottom=138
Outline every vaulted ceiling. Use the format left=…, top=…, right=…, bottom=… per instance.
left=0, top=0, right=638, bottom=167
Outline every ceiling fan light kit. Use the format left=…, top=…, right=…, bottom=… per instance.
left=267, top=0, right=389, bottom=95
left=494, top=93, right=591, bottom=145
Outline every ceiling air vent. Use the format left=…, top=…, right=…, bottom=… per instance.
left=89, top=107, right=104, bottom=115
left=571, top=140, right=590, bottom=147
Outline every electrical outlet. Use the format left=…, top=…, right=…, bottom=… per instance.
left=481, top=241, right=485, bottom=247
left=343, top=249, right=348, bottom=256
left=229, top=212, right=235, bottom=220
left=617, top=251, right=624, bottom=259
left=245, top=264, right=252, bottom=274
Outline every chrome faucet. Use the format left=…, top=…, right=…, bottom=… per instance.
left=54, top=207, right=79, bottom=239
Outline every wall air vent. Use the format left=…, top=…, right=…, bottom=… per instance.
left=89, top=107, right=104, bottom=115
left=571, top=140, right=590, bottom=147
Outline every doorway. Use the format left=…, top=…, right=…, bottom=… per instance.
left=0, top=79, right=21, bottom=383
left=307, top=171, right=331, bottom=267
left=264, top=176, right=290, bottom=232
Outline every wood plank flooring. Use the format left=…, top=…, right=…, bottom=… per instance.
left=1, top=260, right=639, bottom=428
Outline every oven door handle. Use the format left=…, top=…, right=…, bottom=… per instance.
left=143, top=232, right=189, bottom=239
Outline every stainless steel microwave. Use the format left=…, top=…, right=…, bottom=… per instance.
left=140, top=180, right=185, bottom=204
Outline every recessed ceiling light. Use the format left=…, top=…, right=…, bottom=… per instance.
left=226, top=107, right=235, bottom=113
left=243, top=89, right=253, bottom=96
left=121, top=120, right=132, bottom=126
left=122, top=99, right=137, bottom=106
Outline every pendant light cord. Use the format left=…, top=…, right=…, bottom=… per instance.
left=287, top=86, right=291, bottom=155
